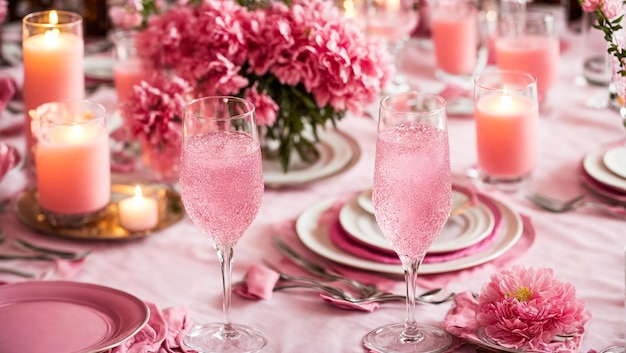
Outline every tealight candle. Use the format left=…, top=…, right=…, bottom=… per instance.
left=23, top=10, right=84, bottom=160
left=118, top=186, right=158, bottom=232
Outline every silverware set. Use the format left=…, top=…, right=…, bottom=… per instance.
left=0, top=231, right=90, bottom=278
left=527, top=192, right=626, bottom=220
left=267, top=236, right=454, bottom=307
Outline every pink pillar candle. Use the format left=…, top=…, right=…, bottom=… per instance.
left=494, top=35, right=559, bottom=103
left=33, top=100, right=110, bottom=215
left=431, top=14, right=479, bottom=75
left=118, top=186, right=158, bottom=232
left=474, top=93, right=539, bottom=178
left=23, top=11, right=84, bottom=156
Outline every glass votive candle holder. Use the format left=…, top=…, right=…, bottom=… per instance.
left=31, top=99, right=110, bottom=227
left=472, top=69, right=539, bottom=192
left=430, top=0, right=487, bottom=88
left=23, top=10, right=84, bottom=163
left=494, top=9, right=559, bottom=107
left=111, top=29, right=150, bottom=105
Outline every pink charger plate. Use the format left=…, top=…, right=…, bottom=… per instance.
left=0, top=281, right=150, bottom=353
left=580, top=163, right=626, bottom=204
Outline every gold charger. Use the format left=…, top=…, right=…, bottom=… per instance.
left=13, top=184, right=185, bottom=240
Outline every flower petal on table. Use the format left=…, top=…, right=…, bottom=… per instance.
left=53, top=258, right=86, bottom=279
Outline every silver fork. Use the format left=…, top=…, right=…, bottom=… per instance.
left=272, top=236, right=385, bottom=297
left=527, top=192, right=626, bottom=219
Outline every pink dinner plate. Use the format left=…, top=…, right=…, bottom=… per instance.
left=0, top=281, right=150, bottom=353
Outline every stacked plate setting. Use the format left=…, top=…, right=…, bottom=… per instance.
left=581, top=144, right=626, bottom=203
left=295, top=185, right=525, bottom=276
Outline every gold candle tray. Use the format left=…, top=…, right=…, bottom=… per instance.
left=13, top=184, right=185, bottom=241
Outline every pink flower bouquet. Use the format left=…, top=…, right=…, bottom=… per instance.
left=110, top=0, right=392, bottom=171
left=475, top=266, right=588, bottom=352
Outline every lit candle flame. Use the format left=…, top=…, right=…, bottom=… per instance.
left=134, top=185, right=144, bottom=199
left=386, top=0, right=400, bottom=12
left=49, top=10, right=58, bottom=25
left=500, top=94, right=513, bottom=110
left=344, top=0, right=356, bottom=18
left=44, top=11, right=60, bottom=46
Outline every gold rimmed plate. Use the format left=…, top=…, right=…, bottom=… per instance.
left=13, top=183, right=185, bottom=240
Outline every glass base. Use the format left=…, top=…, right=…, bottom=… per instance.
left=602, top=346, right=626, bottom=353
left=363, top=323, right=453, bottom=353
left=435, top=68, right=475, bottom=91
left=184, top=323, right=267, bottom=353
left=467, top=166, right=530, bottom=193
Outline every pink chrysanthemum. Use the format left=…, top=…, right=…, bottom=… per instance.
left=120, top=74, right=193, bottom=149
left=476, top=266, right=587, bottom=353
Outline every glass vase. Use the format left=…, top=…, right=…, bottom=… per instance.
left=141, top=142, right=181, bottom=186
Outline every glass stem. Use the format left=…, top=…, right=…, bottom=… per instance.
left=400, top=255, right=424, bottom=343
left=216, top=243, right=238, bottom=339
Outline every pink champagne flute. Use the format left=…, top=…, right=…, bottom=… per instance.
left=364, top=92, right=453, bottom=353
left=180, top=96, right=266, bottom=353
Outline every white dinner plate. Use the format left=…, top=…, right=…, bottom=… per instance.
left=356, top=189, right=374, bottom=214
left=296, top=195, right=523, bottom=275
left=339, top=191, right=495, bottom=254
left=583, top=146, right=626, bottom=193
left=263, top=129, right=360, bottom=188
left=0, top=281, right=149, bottom=353
left=603, top=146, right=626, bottom=179
left=84, top=56, right=115, bottom=81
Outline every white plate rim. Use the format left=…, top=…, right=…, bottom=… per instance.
left=339, top=192, right=495, bottom=253
left=263, top=129, right=360, bottom=188
left=583, top=146, right=626, bottom=193
left=295, top=195, right=523, bottom=275
left=84, top=55, right=115, bottom=81
left=356, top=189, right=374, bottom=214
left=602, top=145, right=626, bottom=179
left=0, top=280, right=150, bottom=353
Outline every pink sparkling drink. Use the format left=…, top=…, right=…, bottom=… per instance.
left=180, top=131, right=263, bottom=245
left=372, top=122, right=451, bottom=258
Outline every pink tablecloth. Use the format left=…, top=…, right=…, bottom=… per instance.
left=1, top=14, right=625, bottom=353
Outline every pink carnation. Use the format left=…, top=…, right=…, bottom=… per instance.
left=244, top=83, right=279, bottom=126
left=476, top=266, right=587, bottom=353
left=108, top=5, right=143, bottom=30
left=120, top=74, right=192, bottom=149
left=601, top=0, right=625, bottom=19
left=579, top=0, right=602, bottom=12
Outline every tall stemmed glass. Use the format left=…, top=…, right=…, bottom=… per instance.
left=361, top=0, right=419, bottom=94
left=180, top=96, right=267, bottom=353
left=364, top=92, right=453, bottom=353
